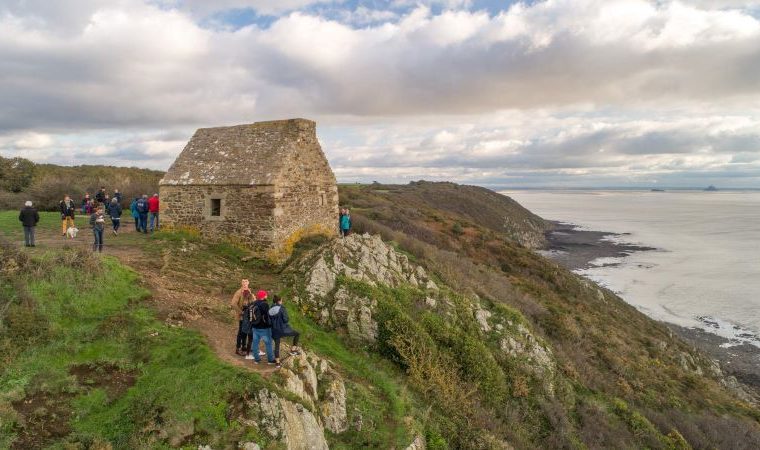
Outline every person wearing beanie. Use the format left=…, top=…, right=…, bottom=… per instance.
left=245, top=290, right=275, bottom=364
left=19, top=200, right=39, bottom=247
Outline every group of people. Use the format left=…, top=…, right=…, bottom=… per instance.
left=17, top=188, right=162, bottom=253
left=130, top=194, right=160, bottom=234
left=230, top=279, right=300, bottom=368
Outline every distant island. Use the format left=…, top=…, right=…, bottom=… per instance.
left=651, top=188, right=665, bottom=192
left=704, top=185, right=719, bottom=191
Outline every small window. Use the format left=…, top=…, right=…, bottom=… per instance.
left=210, top=198, right=222, bottom=217
left=319, top=193, right=325, bottom=206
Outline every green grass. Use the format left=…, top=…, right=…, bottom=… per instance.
left=0, top=250, right=273, bottom=449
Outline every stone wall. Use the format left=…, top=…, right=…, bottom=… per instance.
left=160, top=184, right=277, bottom=251
left=159, top=118, right=339, bottom=259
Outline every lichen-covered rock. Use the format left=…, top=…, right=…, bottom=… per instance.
left=280, top=351, right=349, bottom=435
left=320, top=378, right=348, bottom=433
left=245, top=388, right=330, bottom=450
left=294, top=234, right=437, bottom=344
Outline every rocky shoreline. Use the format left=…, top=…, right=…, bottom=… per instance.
left=540, top=221, right=656, bottom=271
left=541, top=221, right=760, bottom=397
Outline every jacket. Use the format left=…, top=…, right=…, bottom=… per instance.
left=59, top=200, right=76, bottom=218
left=90, top=212, right=105, bottom=231
left=130, top=199, right=139, bottom=218
left=19, top=207, right=40, bottom=227
left=136, top=198, right=149, bottom=214
left=230, top=287, right=252, bottom=318
left=95, top=191, right=106, bottom=203
left=148, top=196, right=159, bottom=213
left=250, top=300, right=271, bottom=329
left=269, top=304, right=295, bottom=338
left=114, top=192, right=122, bottom=203
left=340, top=214, right=351, bottom=230
left=108, top=203, right=123, bottom=219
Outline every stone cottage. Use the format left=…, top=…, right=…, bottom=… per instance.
left=159, top=118, right=339, bottom=259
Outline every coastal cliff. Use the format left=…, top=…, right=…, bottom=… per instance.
left=1, top=181, right=759, bottom=449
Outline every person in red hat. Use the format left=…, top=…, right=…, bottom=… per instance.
left=245, top=290, right=275, bottom=364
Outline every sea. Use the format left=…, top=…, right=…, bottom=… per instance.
left=504, top=190, right=760, bottom=348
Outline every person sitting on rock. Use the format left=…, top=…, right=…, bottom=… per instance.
left=269, top=295, right=301, bottom=368
left=230, top=279, right=251, bottom=356
left=245, top=290, right=276, bottom=365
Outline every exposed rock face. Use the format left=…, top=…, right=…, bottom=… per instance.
left=296, top=233, right=438, bottom=343
left=245, top=388, right=330, bottom=450
left=280, top=352, right=349, bottom=435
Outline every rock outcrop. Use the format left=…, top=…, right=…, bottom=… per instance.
left=293, top=234, right=438, bottom=343
left=279, top=352, right=349, bottom=434
left=242, top=388, right=330, bottom=450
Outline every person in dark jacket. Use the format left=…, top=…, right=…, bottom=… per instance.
left=59, top=195, right=76, bottom=237
left=95, top=187, right=106, bottom=206
left=130, top=197, right=140, bottom=231
left=90, top=207, right=106, bottom=253
left=113, top=189, right=122, bottom=204
left=19, top=201, right=40, bottom=247
left=108, top=198, right=123, bottom=235
left=269, top=295, right=300, bottom=367
left=135, top=194, right=149, bottom=233
left=245, top=290, right=275, bottom=364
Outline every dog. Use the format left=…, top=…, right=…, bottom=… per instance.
left=66, top=226, right=79, bottom=239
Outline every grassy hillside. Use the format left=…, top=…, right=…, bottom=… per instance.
left=0, top=155, right=162, bottom=211
left=340, top=181, right=550, bottom=250
left=1, top=180, right=759, bottom=449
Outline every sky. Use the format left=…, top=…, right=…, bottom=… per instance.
left=1, top=0, right=760, bottom=189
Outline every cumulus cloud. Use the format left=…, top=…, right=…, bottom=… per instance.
left=0, top=0, right=759, bottom=186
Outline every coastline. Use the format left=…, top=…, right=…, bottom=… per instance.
left=541, top=221, right=760, bottom=394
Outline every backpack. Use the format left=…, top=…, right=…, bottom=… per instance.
left=249, top=301, right=270, bottom=328
left=240, top=302, right=254, bottom=332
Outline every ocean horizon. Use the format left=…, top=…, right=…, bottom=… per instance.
left=505, top=189, right=760, bottom=348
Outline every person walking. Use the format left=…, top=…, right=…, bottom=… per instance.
left=108, top=198, right=123, bottom=235
left=245, top=290, right=275, bottom=365
left=269, top=295, right=300, bottom=367
left=19, top=201, right=39, bottom=247
left=59, top=195, right=76, bottom=237
left=340, top=207, right=352, bottom=237
left=90, top=207, right=106, bottom=253
left=136, top=194, right=149, bottom=234
left=148, top=193, right=160, bottom=232
left=130, top=197, right=140, bottom=231
left=230, top=279, right=252, bottom=356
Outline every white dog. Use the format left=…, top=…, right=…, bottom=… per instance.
left=66, top=226, right=79, bottom=239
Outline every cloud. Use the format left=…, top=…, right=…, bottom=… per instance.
left=0, top=0, right=759, bottom=186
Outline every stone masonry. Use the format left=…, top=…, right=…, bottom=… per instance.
left=159, top=119, right=338, bottom=259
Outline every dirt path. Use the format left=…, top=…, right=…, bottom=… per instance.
left=26, top=225, right=281, bottom=376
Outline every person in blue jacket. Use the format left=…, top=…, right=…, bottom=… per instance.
left=268, top=295, right=300, bottom=367
left=339, top=208, right=352, bottom=237
left=130, top=197, right=140, bottom=231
